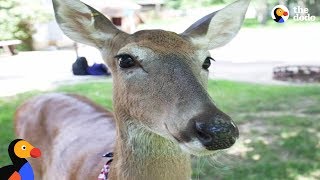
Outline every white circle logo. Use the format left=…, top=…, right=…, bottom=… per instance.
left=271, top=5, right=289, bottom=23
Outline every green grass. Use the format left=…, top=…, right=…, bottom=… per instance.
left=207, top=81, right=320, bottom=115
left=0, top=80, right=320, bottom=179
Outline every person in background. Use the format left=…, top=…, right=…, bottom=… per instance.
left=72, top=57, right=111, bottom=76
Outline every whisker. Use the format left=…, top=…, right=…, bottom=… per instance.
left=196, top=158, right=201, bottom=180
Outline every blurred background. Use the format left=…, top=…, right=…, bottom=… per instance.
left=0, top=0, right=320, bottom=179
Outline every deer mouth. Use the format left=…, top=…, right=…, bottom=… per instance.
left=164, top=123, right=183, bottom=142
left=164, top=123, right=219, bottom=156
left=179, top=141, right=222, bottom=156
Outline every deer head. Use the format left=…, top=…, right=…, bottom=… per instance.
left=52, top=0, right=250, bottom=156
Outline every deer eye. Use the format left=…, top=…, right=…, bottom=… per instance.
left=202, top=57, right=214, bottom=70
left=115, top=54, right=135, bottom=68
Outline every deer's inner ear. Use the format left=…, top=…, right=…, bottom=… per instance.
left=52, top=0, right=126, bottom=49
left=181, top=0, right=250, bottom=50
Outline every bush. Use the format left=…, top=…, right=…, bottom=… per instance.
left=165, top=0, right=226, bottom=9
left=0, top=0, right=49, bottom=51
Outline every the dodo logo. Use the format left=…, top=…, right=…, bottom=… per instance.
left=0, top=139, right=41, bottom=180
left=271, top=5, right=289, bottom=23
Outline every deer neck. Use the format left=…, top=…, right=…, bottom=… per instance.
left=109, top=119, right=192, bottom=180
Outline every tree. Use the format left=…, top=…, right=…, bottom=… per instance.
left=165, top=0, right=226, bottom=9
left=287, top=0, right=320, bottom=16
left=0, top=0, right=49, bottom=50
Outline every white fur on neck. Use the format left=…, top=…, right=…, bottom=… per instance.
left=111, top=122, right=192, bottom=180
left=126, top=122, right=185, bottom=157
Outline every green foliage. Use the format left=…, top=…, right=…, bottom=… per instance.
left=164, top=0, right=279, bottom=9
left=165, top=0, right=182, bottom=9
left=165, top=0, right=226, bottom=9
left=0, top=0, right=50, bottom=51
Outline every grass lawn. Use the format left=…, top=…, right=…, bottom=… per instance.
left=0, top=80, right=320, bottom=179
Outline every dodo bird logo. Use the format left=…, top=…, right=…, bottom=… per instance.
left=0, top=139, right=41, bottom=180
left=271, top=5, right=289, bottom=23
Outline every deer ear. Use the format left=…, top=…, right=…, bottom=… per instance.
left=52, top=0, right=126, bottom=48
left=182, top=0, right=250, bottom=50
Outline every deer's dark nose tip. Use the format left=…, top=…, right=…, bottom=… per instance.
left=195, top=118, right=239, bottom=150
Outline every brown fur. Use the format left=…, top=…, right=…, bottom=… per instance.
left=15, top=93, right=115, bottom=180
left=15, top=0, right=250, bottom=179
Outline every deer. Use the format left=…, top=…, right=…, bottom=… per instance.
left=14, top=0, right=250, bottom=179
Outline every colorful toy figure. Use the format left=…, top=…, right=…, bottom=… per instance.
left=0, top=139, right=41, bottom=180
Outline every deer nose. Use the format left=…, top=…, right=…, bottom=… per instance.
left=194, top=116, right=239, bottom=150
